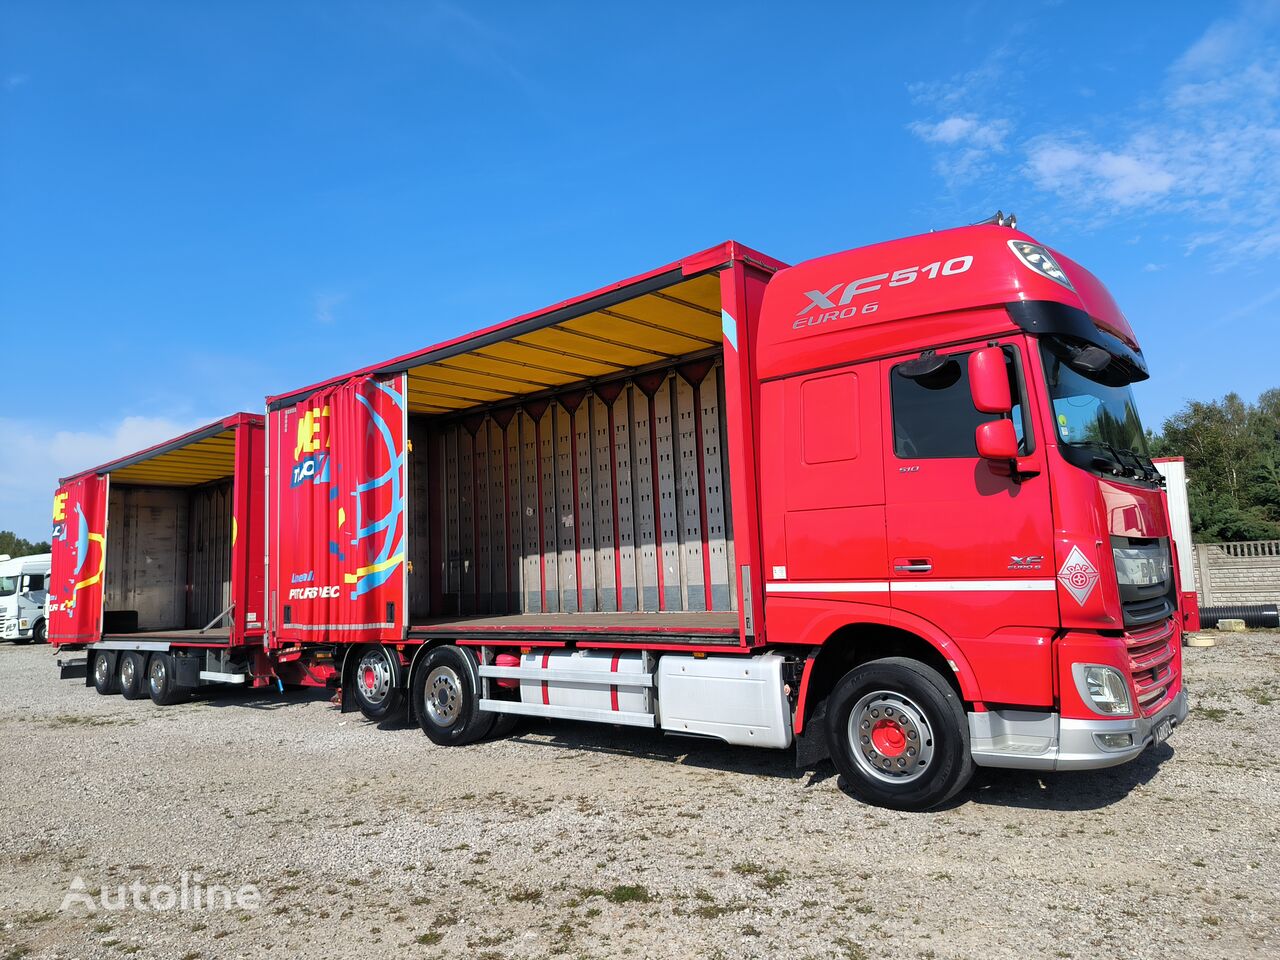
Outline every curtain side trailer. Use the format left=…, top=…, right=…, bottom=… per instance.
left=48, top=413, right=335, bottom=701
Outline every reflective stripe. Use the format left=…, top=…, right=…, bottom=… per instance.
left=891, top=579, right=1057, bottom=593
left=765, top=579, right=1056, bottom=594
left=765, top=581, right=889, bottom=593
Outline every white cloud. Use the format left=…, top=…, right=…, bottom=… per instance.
left=909, top=115, right=1008, bottom=149
left=1143, top=263, right=1166, bottom=272
left=1025, top=139, right=1177, bottom=206
left=0, top=415, right=209, bottom=540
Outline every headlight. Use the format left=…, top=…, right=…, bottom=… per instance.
left=1073, top=664, right=1133, bottom=716
left=1008, top=239, right=1075, bottom=291
left=18, top=619, right=28, bottom=629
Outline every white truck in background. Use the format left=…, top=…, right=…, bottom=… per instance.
left=0, top=553, right=51, bottom=643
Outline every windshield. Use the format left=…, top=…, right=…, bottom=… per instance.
left=0, top=576, right=17, bottom=596
left=1040, top=337, right=1154, bottom=477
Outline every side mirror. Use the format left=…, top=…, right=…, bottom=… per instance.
left=969, top=347, right=1011, bottom=413
left=976, top=419, right=1019, bottom=460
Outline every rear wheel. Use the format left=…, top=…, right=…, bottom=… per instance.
left=349, top=645, right=403, bottom=722
left=412, top=645, right=495, bottom=746
left=92, top=651, right=119, bottom=695
left=118, top=651, right=147, bottom=700
left=825, top=657, right=974, bottom=811
left=147, top=652, right=188, bottom=706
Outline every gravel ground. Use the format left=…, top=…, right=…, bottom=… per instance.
left=0, top=635, right=1277, bottom=960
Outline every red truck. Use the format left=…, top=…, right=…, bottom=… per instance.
left=51, top=218, right=1188, bottom=810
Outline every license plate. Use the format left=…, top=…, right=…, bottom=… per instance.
left=1153, top=718, right=1173, bottom=745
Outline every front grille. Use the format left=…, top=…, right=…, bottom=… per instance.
left=1123, top=594, right=1175, bottom=627
left=1124, top=620, right=1178, bottom=716
left=1114, top=536, right=1176, bottom=629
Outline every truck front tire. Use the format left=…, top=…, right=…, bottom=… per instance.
left=412, top=645, right=495, bottom=746
left=824, top=657, right=974, bottom=812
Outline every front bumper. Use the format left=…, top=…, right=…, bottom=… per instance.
left=1, top=620, right=29, bottom=640
left=969, top=689, right=1189, bottom=771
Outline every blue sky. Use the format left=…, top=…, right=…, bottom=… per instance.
left=2, top=1, right=1279, bottom=540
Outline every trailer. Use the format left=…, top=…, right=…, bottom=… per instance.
left=1153, top=457, right=1200, bottom=631
left=53, top=220, right=1189, bottom=810
left=47, top=414, right=327, bottom=701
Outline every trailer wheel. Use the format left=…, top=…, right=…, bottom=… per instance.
left=412, top=645, right=495, bottom=746
left=349, top=645, right=403, bottom=722
left=92, top=651, right=119, bottom=695
left=147, top=652, right=188, bottom=706
left=824, top=657, right=974, bottom=812
left=118, top=651, right=148, bottom=700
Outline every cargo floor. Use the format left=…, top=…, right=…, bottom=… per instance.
left=408, top=612, right=741, bottom=645
left=102, top=628, right=231, bottom=642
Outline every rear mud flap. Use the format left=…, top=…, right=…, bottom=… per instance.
left=795, top=699, right=831, bottom=768
left=58, top=658, right=88, bottom=681
left=174, top=655, right=201, bottom=688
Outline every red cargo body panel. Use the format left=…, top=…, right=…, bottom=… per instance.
left=49, top=474, right=109, bottom=643
left=48, top=414, right=264, bottom=647
left=268, top=374, right=408, bottom=645
left=234, top=418, right=267, bottom=637
left=265, top=242, right=785, bottom=649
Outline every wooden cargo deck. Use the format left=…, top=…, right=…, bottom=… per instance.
left=408, top=612, right=741, bottom=645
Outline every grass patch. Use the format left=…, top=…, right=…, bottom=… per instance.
left=416, top=932, right=444, bottom=945
left=605, top=885, right=652, bottom=904
left=732, top=861, right=788, bottom=890
left=1195, top=705, right=1228, bottom=722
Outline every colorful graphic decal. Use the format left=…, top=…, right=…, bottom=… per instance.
left=48, top=476, right=108, bottom=640
left=345, top=383, right=405, bottom=599
left=271, top=375, right=406, bottom=641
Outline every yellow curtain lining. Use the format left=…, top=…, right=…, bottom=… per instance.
left=106, top=429, right=237, bottom=487
left=404, top=274, right=723, bottom=415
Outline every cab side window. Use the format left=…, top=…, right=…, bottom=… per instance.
left=891, top=349, right=1029, bottom=458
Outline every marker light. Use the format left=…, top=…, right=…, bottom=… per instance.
left=1008, top=240, right=1075, bottom=291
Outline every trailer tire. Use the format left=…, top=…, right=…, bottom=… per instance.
left=118, top=651, right=148, bottom=700
left=412, top=645, right=495, bottom=746
left=92, top=651, right=119, bottom=695
left=147, top=652, right=188, bottom=706
left=824, top=657, right=974, bottom=812
left=349, top=645, right=404, bottom=722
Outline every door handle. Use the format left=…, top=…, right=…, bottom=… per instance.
left=894, top=563, right=933, bottom=573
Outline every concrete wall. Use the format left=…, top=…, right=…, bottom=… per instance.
left=1194, top=540, right=1280, bottom=606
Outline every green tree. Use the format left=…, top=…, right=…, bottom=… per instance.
left=1156, top=390, right=1280, bottom=542
left=0, top=531, right=52, bottom=558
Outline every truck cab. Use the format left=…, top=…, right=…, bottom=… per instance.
left=0, top=553, right=52, bottom=643
left=759, top=219, right=1188, bottom=807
